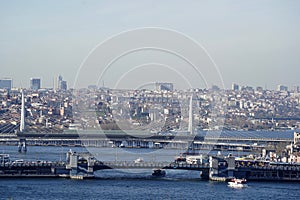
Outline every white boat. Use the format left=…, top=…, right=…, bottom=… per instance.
left=228, top=178, right=247, bottom=188
left=134, top=157, right=144, bottom=163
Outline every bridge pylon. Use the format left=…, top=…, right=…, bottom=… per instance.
left=66, top=150, right=95, bottom=179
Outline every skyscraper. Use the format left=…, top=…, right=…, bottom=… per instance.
left=30, top=78, right=41, bottom=90
left=0, top=78, right=13, bottom=90
left=155, top=82, right=173, bottom=91
left=232, top=83, right=239, bottom=91
left=292, top=85, right=300, bottom=93
left=277, top=85, right=288, bottom=92
left=54, top=75, right=67, bottom=90
left=60, top=80, right=67, bottom=90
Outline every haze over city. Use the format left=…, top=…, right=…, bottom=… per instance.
left=2, top=1, right=300, bottom=197
left=1, top=0, right=300, bottom=89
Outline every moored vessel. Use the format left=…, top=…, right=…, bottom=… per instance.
left=228, top=178, right=247, bottom=188
left=152, top=169, right=166, bottom=177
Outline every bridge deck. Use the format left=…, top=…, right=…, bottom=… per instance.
left=95, top=161, right=209, bottom=170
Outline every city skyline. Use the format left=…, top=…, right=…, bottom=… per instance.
left=1, top=75, right=300, bottom=92
left=1, top=1, right=300, bottom=90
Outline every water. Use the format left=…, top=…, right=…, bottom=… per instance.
left=0, top=178, right=299, bottom=200
left=0, top=145, right=250, bottom=164
left=0, top=136, right=299, bottom=200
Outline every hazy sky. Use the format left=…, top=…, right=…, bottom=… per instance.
left=1, top=0, right=299, bottom=90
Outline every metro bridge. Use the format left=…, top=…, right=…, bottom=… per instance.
left=0, top=132, right=292, bottom=153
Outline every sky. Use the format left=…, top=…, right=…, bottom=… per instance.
left=0, top=0, right=300, bottom=90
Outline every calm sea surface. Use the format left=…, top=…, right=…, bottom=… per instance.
left=0, top=130, right=299, bottom=200
left=0, top=177, right=300, bottom=200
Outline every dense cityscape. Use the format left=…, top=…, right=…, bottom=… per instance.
left=1, top=76, right=300, bottom=133
left=1, top=1, right=300, bottom=199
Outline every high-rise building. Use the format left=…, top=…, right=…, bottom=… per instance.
left=292, top=85, right=300, bottom=93
left=241, top=86, right=254, bottom=91
left=155, top=82, right=173, bottom=91
left=232, top=83, right=239, bottom=91
left=54, top=75, right=67, bottom=90
left=0, top=78, right=13, bottom=90
left=277, top=85, right=288, bottom=91
left=211, top=85, right=220, bottom=91
left=256, top=86, right=263, bottom=92
left=30, top=78, right=41, bottom=90
left=60, top=80, right=67, bottom=90
left=53, top=76, right=58, bottom=90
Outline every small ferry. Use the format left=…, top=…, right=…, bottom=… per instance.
left=228, top=178, right=247, bottom=188
left=174, top=155, right=186, bottom=163
left=152, top=169, right=166, bottom=177
left=134, top=157, right=144, bottom=163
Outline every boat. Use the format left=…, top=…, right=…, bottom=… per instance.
left=152, top=169, right=166, bottom=177
left=70, top=174, right=95, bottom=179
left=228, top=178, right=247, bottom=188
left=174, top=156, right=186, bottom=163
left=134, top=157, right=144, bottom=163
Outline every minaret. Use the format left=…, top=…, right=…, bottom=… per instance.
left=20, top=90, right=25, bottom=132
left=188, top=95, right=193, bottom=135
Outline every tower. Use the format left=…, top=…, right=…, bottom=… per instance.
left=0, top=78, right=13, bottom=90
left=232, top=83, right=239, bottom=91
left=18, top=90, right=27, bottom=152
left=188, top=95, right=193, bottom=135
left=30, top=78, right=41, bottom=90
left=20, top=90, right=25, bottom=132
left=54, top=75, right=67, bottom=91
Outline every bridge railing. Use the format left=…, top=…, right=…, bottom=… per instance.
left=101, top=161, right=171, bottom=168
left=0, top=161, right=66, bottom=168
left=237, top=165, right=300, bottom=171
left=94, top=161, right=209, bottom=170
left=205, top=136, right=292, bottom=142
